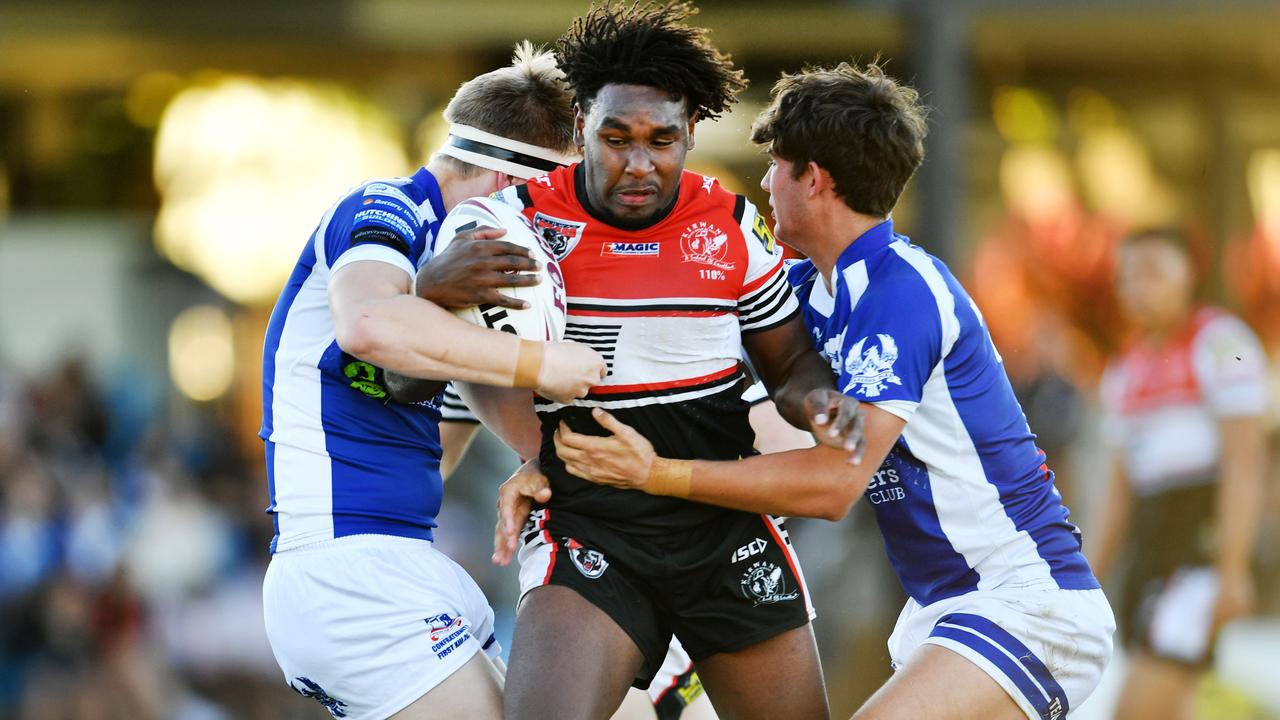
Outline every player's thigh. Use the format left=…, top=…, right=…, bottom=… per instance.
left=505, top=585, right=646, bottom=720
left=390, top=651, right=503, bottom=719
left=1112, top=651, right=1198, bottom=720
left=611, top=688, right=658, bottom=720
left=855, top=643, right=1025, bottom=720
left=694, top=623, right=829, bottom=720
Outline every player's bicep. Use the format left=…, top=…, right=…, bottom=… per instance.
left=854, top=403, right=909, bottom=473
left=741, top=313, right=822, bottom=393
left=329, top=260, right=413, bottom=342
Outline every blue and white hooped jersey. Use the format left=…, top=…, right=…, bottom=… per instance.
left=788, top=220, right=1098, bottom=606
left=261, top=168, right=447, bottom=553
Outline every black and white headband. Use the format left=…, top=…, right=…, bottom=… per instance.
left=437, top=124, right=578, bottom=180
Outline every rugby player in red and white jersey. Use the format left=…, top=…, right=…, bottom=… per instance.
left=1090, top=229, right=1269, bottom=720
left=469, top=4, right=862, bottom=719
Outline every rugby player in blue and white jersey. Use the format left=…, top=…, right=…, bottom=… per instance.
left=259, top=46, right=605, bottom=720
left=555, top=62, right=1115, bottom=719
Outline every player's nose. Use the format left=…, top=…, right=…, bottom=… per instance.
left=624, top=147, right=655, bottom=176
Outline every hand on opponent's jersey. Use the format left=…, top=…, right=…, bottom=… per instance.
left=493, top=457, right=552, bottom=566
left=416, top=225, right=541, bottom=310
left=804, top=388, right=866, bottom=464
left=555, top=408, right=657, bottom=492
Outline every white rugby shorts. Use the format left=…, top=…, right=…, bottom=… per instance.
left=263, top=535, right=501, bottom=720
left=888, top=586, right=1114, bottom=720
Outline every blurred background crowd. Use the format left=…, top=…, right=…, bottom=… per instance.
left=2, top=1, right=1279, bottom=718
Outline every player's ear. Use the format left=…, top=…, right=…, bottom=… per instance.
left=494, top=172, right=522, bottom=192
left=807, top=161, right=828, bottom=197
left=573, top=104, right=586, bottom=148
left=686, top=111, right=698, bottom=150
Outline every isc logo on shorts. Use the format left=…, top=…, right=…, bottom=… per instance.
left=730, top=537, right=768, bottom=563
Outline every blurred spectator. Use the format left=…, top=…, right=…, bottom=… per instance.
left=1088, top=229, right=1270, bottom=720
left=0, top=358, right=317, bottom=719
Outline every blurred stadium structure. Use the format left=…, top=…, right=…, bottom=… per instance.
left=1, top=1, right=1279, bottom=717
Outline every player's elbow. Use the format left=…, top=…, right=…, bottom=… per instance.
left=815, top=491, right=858, bottom=522
left=793, top=451, right=863, bottom=521
left=333, top=308, right=390, bottom=361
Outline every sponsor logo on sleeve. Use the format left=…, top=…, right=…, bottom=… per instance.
left=843, top=334, right=902, bottom=398
left=533, top=212, right=586, bottom=259
left=353, top=208, right=417, bottom=238
left=680, top=221, right=735, bottom=271
left=751, top=213, right=778, bottom=255
left=363, top=182, right=416, bottom=209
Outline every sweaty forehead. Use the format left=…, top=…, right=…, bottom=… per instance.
left=588, top=84, right=688, bottom=131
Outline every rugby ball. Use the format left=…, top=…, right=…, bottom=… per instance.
left=433, top=197, right=567, bottom=341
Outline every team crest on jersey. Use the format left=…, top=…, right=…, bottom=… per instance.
left=533, top=212, right=586, bottom=259
left=292, top=677, right=348, bottom=718
left=680, top=221, right=735, bottom=271
left=739, top=561, right=799, bottom=606
left=843, top=334, right=902, bottom=398
left=566, top=538, right=609, bottom=579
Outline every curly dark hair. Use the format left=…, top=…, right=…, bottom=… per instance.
left=555, top=1, right=746, bottom=121
left=752, top=62, right=928, bottom=217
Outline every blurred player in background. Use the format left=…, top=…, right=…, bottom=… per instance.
left=1090, top=228, right=1269, bottom=720
left=258, top=46, right=605, bottom=720
left=556, top=61, right=1115, bottom=720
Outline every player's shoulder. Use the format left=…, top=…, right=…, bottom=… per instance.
left=333, top=173, right=433, bottom=228
left=507, top=165, right=576, bottom=209
left=1189, top=306, right=1268, bottom=375
left=677, top=171, right=750, bottom=223
left=677, top=172, right=782, bottom=259
left=1191, top=306, right=1261, bottom=347
left=785, top=258, right=819, bottom=289
left=862, top=241, right=947, bottom=312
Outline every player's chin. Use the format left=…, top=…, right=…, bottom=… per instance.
left=606, top=201, right=664, bottom=227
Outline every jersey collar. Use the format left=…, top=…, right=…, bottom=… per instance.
left=835, top=218, right=896, bottom=269
left=411, top=167, right=447, bottom=225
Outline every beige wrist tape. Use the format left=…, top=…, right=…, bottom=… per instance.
left=647, top=458, right=693, bottom=498
left=514, top=339, right=544, bottom=388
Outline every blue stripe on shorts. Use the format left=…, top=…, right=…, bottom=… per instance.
left=931, top=612, right=1067, bottom=720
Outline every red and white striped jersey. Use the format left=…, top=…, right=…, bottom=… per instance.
left=1101, top=307, right=1268, bottom=497
left=495, top=164, right=798, bottom=534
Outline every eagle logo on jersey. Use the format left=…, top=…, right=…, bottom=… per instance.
left=680, top=221, right=736, bottom=271
left=533, top=212, right=586, bottom=259
left=844, top=334, right=902, bottom=398
left=566, top=538, right=609, bottom=579
left=739, top=561, right=799, bottom=606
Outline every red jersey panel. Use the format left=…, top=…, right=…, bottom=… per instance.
left=496, top=165, right=798, bottom=534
